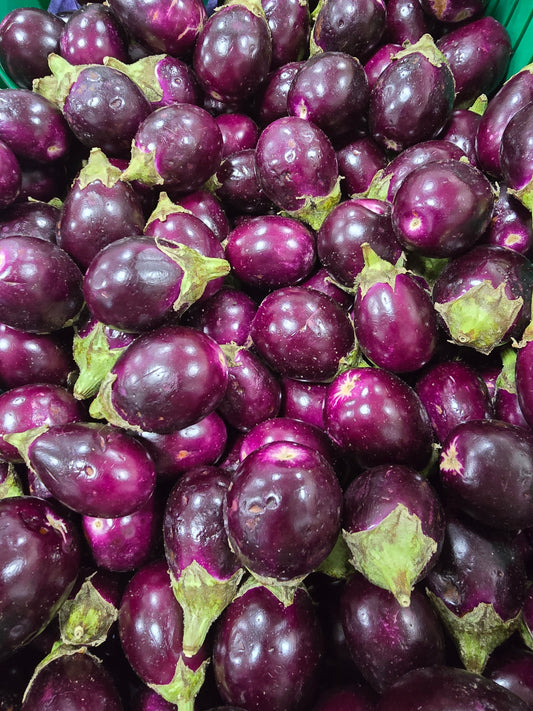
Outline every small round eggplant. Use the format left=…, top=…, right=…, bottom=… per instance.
left=486, top=644, right=533, bottom=708
left=299, top=267, right=354, bottom=309
left=384, top=0, right=432, bottom=45
left=262, top=0, right=310, bottom=68
left=325, top=367, right=434, bottom=469
left=238, top=416, right=333, bottom=463
left=418, top=0, right=487, bottom=23
left=90, top=324, right=228, bottom=435
left=439, top=102, right=485, bottom=168
left=215, top=113, right=259, bottom=157
left=342, top=464, right=444, bottom=607
left=249, top=286, right=355, bottom=383
left=341, top=572, right=446, bottom=692
left=0, top=198, right=60, bottom=243
left=516, top=336, right=533, bottom=430
left=311, top=0, right=386, bottom=62
left=213, top=148, right=274, bottom=217
left=253, top=61, right=303, bottom=127
left=494, top=348, right=531, bottom=430
left=280, top=378, right=328, bottom=429
left=212, top=582, right=323, bottom=711
left=183, top=286, right=257, bottom=347
left=0, top=139, right=21, bottom=209
left=59, top=2, right=128, bottom=64
left=335, top=136, right=388, bottom=197
left=482, top=186, right=533, bottom=255
left=174, top=189, right=230, bottom=243
left=364, top=42, right=402, bottom=91
left=0, top=496, right=80, bottom=661
left=500, top=102, right=533, bottom=213
left=368, top=35, right=455, bottom=153
left=225, top=440, right=342, bottom=587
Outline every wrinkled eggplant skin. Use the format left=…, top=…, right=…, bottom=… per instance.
left=0, top=496, right=80, bottom=662
left=21, top=651, right=124, bottom=711
left=213, top=584, right=323, bottom=711
left=376, top=665, right=529, bottom=711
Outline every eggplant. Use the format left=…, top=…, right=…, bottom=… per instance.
left=300, top=267, right=354, bottom=309
left=253, top=61, right=303, bottom=127
left=0, top=198, right=60, bottom=243
left=238, top=415, right=334, bottom=463
left=419, top=0, right=487, bottom=23
left=163, top=465, right=243, bottom=656
left=482, top=186, right=533, bottom=255
left=0, top=139, right=21, bottom=208
left=212, top=582, right=323, bottom=711
left=311, top=685, right=376, bottom=711
left=90, top=324, right=229, bottom=434
left=183, top=286, right=257, bottom=347
left=425, top=514, right=527, bottom=673
left=280, top=378, right=328, bottom=430
left=215, top=113, right=260, bottom=157
left=384, top=0, right=432, bottom=45
left=174, top=189, right=230, bottom=244
left=262, top=0, right=310, bottom=68
left=439, top=100, right=486, bottom=168
left=516, top=330, right=533, bottom=430
left=335, top=136, right=387, bottom=197
left=59, top=2, right=128, bottom=64
left=0, top=496, right=80, bottom=661
left=364, top=42, right=402, bottom=92
left=368, top=35, right=455, bottom=153
left=500, top=101, right=533, bottom=213
left=486, top=643, right=533, bottom=708
left=213, top=148, right=274, bottom=217
left=494, top=347, right=531, bottom=429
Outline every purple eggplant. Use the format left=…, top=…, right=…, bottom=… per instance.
left=368, top=34, right=455, bottom=152
left=425, top=514, right=527, bottom=673
left=335, top=136, right=387, bottom=197
left=311, top=0, right=386, bottom=62
left=163, top=465, right=243, bottom=656
left=59, top=2, right=128, bottom=64
left=384, top=0, right=432, bottom=45
left=174, top=189, right=230, bottom=244
left=311, top=685, right=376, bottom=711
left=476, top=63, right=533, bottom=178
left=212, top=582, right=323, bottom=711
left=238, top=416, right=333, bottom=465
left=0, top=139, right=21, bottom=208
left=342, top=464, right=444, bottom=606
left=438, top=98, right=486, bottom=167
left=516, top=330, right=533, bottom=429
left=225, top=214, right=316, bottom=290
left=486, top=643, right=533, bottom=708
left=436, top=16, right=511, bottom=109
left=439, top=418, right=533, bottom=530
left=106, top=0, right=206, bottom=58
left=482, top=186, right=533, bottom=255
left=0, top=383, right=84, bottom=463
left=299, top=266, right=354, bottom=309
left=119, top=560, right=208, bottom=709
left=121, top=103, right=223, bottom=192
left=376, top=665, right=529, bottom=711
left=494, top=347, right=531, bottom=429
left=341, top=572, right=446, bottom=692
left=90, top=324, right=228, bottom=434
left=0, top=89, right=71, bottom=164
left=21, top=649, right=124, bottom=710
left=415, top=359, right=493, bottom=443
left=215, top=113, right=259, bottom=157
left=325, top=367, right=434, bottom=469
left=364, top=42, right=404, bottom=95
left=287, top=51, right=369, bottom=142
left=183, top=286, right=257, bottom=347
left=262, top=0, right=310, bottom=68
left=17, top=155, right=71, bottom=203
left=432, top=244, right=533, bottom=354
left=0, top=496, right=80, bottom=661
left=253, top=61, right=303, bottom=127
left=352, top=245, right=439, bottom=372
left=192, top=0, right=272, bottom=107
left=280, top=377, right=328, bottom=429
left=213, top=148, right=274, bottom=217
left=418, top=0, right=487, bottom=22
left=317, top=198, right=403, bottom=287
left=249, top=285, right=355, bottom=382
left=0, top=198, right=60, bottom=243
left=137, top=412, right=227, bottom=479
left=500, top=101, right=533, bottom=213
left=255, top=116, right=341, bottom=229
left=0, top=7, right=63, bottom=89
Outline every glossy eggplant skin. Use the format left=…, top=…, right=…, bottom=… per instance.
left=0, top=496, right=80, bottom=662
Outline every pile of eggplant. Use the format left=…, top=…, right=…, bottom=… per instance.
left=1, top=0, right=533, bottom=708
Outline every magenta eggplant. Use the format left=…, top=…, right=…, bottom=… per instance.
left=59, top=3, right=128, bottom=65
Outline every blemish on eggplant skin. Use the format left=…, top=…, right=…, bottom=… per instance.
left=440, top=437, right=463, bottom=477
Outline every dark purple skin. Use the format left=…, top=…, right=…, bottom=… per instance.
left=0, top=89, right=71, bottom=164
left=173, top=189, right=230, bottom=243
left=482, top=187, right=533, bottom=255
left=0, top=199, right=60, bottom=243
left=214, top=148, right=275, bottom=217
left=82, top=492, right=161, bottom=572
left=368, top=39, right=456, bottom=152
left=419, top=0, right=488, bottom=23
left=0, top=323, right=74, bottom=390
left=57, top=165, right=146, bottom=270
left=0, top=140, right=20, bottom=209
left=255, top=116, right=339, bottom=214
left=262, top=0, right=310, bottom=68
left=0, top=8, right=63, bottom=89
left=311, top=0, right=387, bottom=63
left=17, top=156, right=71, bottom=203
left=439, top=419, right=533, bottom=530
left=486, top=644, right=533, bottom=708
left=217, top=347, right=282, bottom=432
left=476, top=66, right=533, bottom=178
left=415, top=360, right=493, bottom=443
left=239, top=416, right=333, bottom=463
left=96, top=324, right=228, bottom=434
left=336, top=137, right=388, bottom=197
left=253, top=61, right=303, bottom=127
left=249, top=286, right=355, bottom=382
left=353, top=266, right=439, bottom=373
left=21, top=651, right=124, bottom=711
left=59, top=3, right=129, bottom=64
left=494, top=386, right=531, bottom=430
left=516, top=340, right=533, bottom=430
left=0, top=496, right=80, bottom=661
left=311, top=685, right=377, bottom=711
left=376, top=665, right=529, bottom=711
left=299, top=267, right=354, bottom=310
left=193, top=3, right=272, bottom=106
left=215, top=113, right=260, bottom=158
left=325, top=367, right=434, bottom=469
left=118, top=560, right=207, bottom=689
left=317, top=198, right=403, bottom=288
left=62, top=65, right=152, bottom=158
left=132, top=686, right=179, bottom=711
left=363, top=43, right=402, bottom=92
left=28, top=421, right=156, bottom=518
left=106, top=0, right=206, bottom=57
left=287, top=51, right=369, bottom=142
left=0, top=382, right=85, bottom=462
left=183, top=286, right=257, bottom=347
left=341, top=573, right=446, bottom=693
left=384, top=0, right=432, bottom=45
left=280, top=377, right=328, bottom=429
left=500, top=102, right=533, bottom=199
left=438, top=107, right=482, bottom=167
left=124, top=104, right=223, bottom=193
left=213, top=583, right=323, bottom=711
left=225, top=214, right=316, bottom=290
left=137, top=411, right=227, bottom=479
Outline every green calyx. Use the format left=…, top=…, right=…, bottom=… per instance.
left=364, top=169, right=393, bottom=202
left=77, top=148, right=123, bottom=190
left=222, top=0, right=267, bottom=19
left=316, top=533, right=353, bottom=580
left=149, top=656, right=209, bottom=711
left=468, top=94, right=488, bottom=116
left=393, top=34, right=450, bottom=69
left=33, top=53, right=91, bottom=108
left=89, top=372, right=142, bottom=433
left=0, top=463, right=24, bottom=499
left=145, top=192, right=192, bottom=230
left=508, top=178, right=533, bottom=214
left=434, top=280, right=523, bottom=355
left=282, top=177, right=342, bottom=231
left=495, top=346, right=518, bottom=395
left=73, top=322, right=130, bottom=400
left=170, top=561, right=244, bottom=657
left=343, top=503, right=439, bottom=607
left=120, top=142, right=164, bottom=187
left=426, top=591, right=521, bottom=674
left=104, top=55, right=165, bottom=103
left=59, top=578, right=118, bottom=648
left=356, top=243, right=406, bottom=298
left=3, top=424, right=50, bottom=467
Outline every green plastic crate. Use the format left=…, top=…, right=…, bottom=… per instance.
left=1, top=0, right=532, bottom=88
